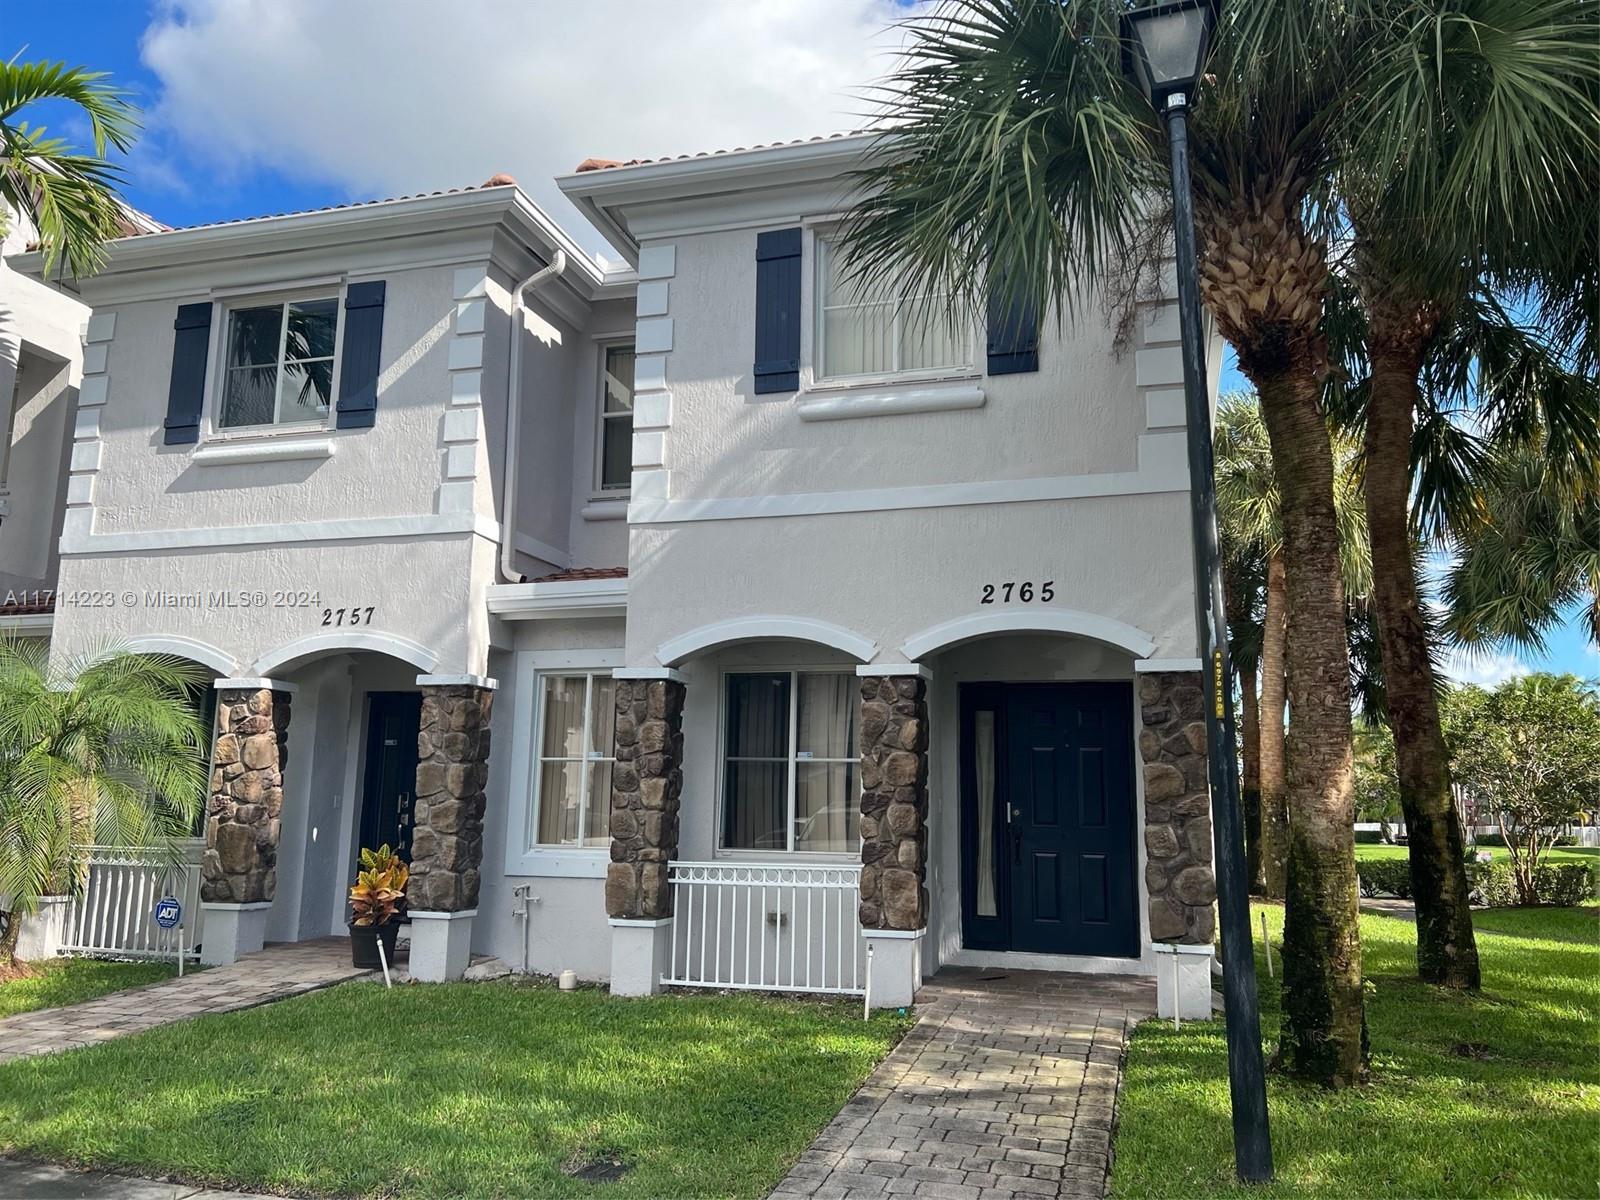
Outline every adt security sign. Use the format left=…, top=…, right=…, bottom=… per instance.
left=153, top=896, right=183, bottom=930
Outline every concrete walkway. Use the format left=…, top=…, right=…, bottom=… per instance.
left=0, top=938, right=371, bottom=1064
left=772, top=968, right=1158, bottom=1200
left=0, top=1159, right=282, bottom=1199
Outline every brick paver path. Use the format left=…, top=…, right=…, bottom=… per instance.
left=0, top=938, right=370, bottom=1063
left=772, top=967, right=1158, bottom=1200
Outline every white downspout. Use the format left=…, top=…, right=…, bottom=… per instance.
left=498, top=249, right=568, bottom=584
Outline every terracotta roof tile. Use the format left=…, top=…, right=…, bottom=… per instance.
left=573, top=131, right=868, bottom=174
left=0, top=597, right=55, bottom=616
left=531, top=566, right=628, bottom=583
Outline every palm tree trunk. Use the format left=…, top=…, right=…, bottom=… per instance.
left=1254, top=366, right=1366, bottom=1088
left=1241, top=661, right=1264, bottom=894
left=1365, top=345, right=1482, bottom=989
left=0, top=912, right=20, bottom=965
left=1259, top=551, right=1289, bottom=899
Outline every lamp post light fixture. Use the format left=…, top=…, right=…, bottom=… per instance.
left=1122, top=0, right=1274, bottom=1184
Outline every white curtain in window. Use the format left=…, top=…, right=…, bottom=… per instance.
left=975, top=710, right=997, bottom=918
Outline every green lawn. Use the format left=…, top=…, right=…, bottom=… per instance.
left=0, top=957, right=182, bottom=1019
left=1355, top=843, right=1598, bottom=865
left=0, top=980, right=910, bottom=1199
left=1111, top=903, right=1599, bottom=1198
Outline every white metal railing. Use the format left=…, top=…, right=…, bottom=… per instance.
left=62, top=843, right=204, bottom=960
left=662, top=861, right=866, bottom=996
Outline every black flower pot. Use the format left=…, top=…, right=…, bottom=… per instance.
left=350, top=920, right=400, bottom=969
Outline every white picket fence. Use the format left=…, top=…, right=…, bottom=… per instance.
left=662, top=861, right=866, bottom=996
left=62, top=843, right=204, bottom=960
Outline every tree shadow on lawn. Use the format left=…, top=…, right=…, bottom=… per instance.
left=0, top=980, right=909, bottom=1199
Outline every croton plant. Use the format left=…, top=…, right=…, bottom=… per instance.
left=349, top=844, right=409, bottom=927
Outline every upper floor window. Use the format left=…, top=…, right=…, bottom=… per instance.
left=721, top=671, right=859, bottom=854
left=597, top=343, right=634, bottom=491
left=219, top=297, right=339, bottom=430
left=816, top=237, right=971, bottom=382
left=533, top=671, right=616, bottom=848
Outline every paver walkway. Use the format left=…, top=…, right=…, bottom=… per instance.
left=0, top=938, right=371, bottom=1063
left=772, top=968, right=1158, bottom=1200
left=0, top=1158, right=282, bottom=1199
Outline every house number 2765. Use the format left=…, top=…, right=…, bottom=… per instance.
left=980, top=581, right=1054, bottom=604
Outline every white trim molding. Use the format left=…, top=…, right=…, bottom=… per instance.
left=862, top=927, right=926, bottom=940
left=60, top=512, right=494, bottom=557
left=1135, top=657, right=1203, bottom=673
left=900, top=609, right=1157, bottom=661
left=0, top=612, right=53, bottom=635
left=609, top=917, right=675, bottom=928
left=416, top=673, right=499, bottom=690
left=191, top=436, right=335, bottom=467
left=656, top=616, right=879, bottom=667
left=612, top=666, right=687, bottom=683
left=797, top=382, right=984, bottom=423
left=855, top=663, right=932, bottom=679
left=251, top=630, right=439, bottom=677
left=125, top=635, right=239, bottom=676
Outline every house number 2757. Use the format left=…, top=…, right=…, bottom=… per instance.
left=980, top=581, right=1054, bottom=604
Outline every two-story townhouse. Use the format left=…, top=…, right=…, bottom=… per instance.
left=10, top=135, right=1219, bottom=1017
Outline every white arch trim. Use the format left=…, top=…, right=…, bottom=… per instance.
left=657, top=616, right=880, bottom=667
left=123, top=635, right=238, bottom=677
left=250, top=630, right=439, bottom=677
left=900, top=609, right=1158, bottom=662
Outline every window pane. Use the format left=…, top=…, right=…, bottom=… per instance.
left=797, top=673, right=856, bottom=759
left=278, top=358, right=334, bottom=419
left=585, top=761, right=612, bottom=846
left=220, top=366, right=277, bottom=428
left=603, top=345, right=635, bottom=414
left=226, top=305, right=284, bottom=369
left=823, top=301, right=893, bottom=378
left=900, top=299, right=966, bottom=371
left=287, top=298, right=338, bottom=360
left=541, top=676, right=586, bottom=760
left=590, top=676, right=616, bottom=757
left=795, top=762, right=858, bottom=853
left=537, top=760, right=583, bottom=845
left=723, top=761, right=788, bottom=850
left=725, top=673, right=790, bottom=758
left=823, top=243, right=891, bottom=307
left=601, top=416, right=632, bottom=490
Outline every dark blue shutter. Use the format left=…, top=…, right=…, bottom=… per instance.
left=753, top=228, right=802, bottom=394
left=336, top=280, right=386, bottom=429
left=987, top=280, right=1039, bottom=375
left=163, top=302, right=213, bottom=445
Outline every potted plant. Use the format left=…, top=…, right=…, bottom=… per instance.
left=348, top=844, right=408, bottom=969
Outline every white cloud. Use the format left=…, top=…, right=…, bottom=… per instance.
left=1439, top=646, right=1532, bottom=689
left=138, top=0, right=916, bottom=254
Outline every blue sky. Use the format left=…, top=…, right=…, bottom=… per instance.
left=10, top=1, right=1592, bottom=685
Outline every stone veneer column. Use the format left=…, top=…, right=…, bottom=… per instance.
left=200, top=681, right=291, bottom=966
left=606, top=673, right=686, bottom=996
left=408, top=677, right=495, bottom=981
left=1137, top=669, right=1217, bottom=1018
left=858, top=671, right=929, bottom=1009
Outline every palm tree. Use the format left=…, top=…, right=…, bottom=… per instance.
left=842, top=0, right=1372, bottom=1084
left=1221, top=534, right=1265, bottom=893
left=0, top=641, right=206, bottom=965
left=0, top=54, right=139, bottom=278
left=1333, top=0, right=1596, bottom=989
left=1215, top=392, right=1371, bottom=900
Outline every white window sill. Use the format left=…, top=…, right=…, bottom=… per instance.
left=797, top=378, right=985, bottom=423
left=711, top=850, right=861, bottom=864
left=581, top=497, right=629, bottom=521
left=507, top=848, right=609, bottom=879
left=192, top=436, right=336, bottom=467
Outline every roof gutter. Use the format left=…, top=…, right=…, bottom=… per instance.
left=499, top=250, right=568, bottom=584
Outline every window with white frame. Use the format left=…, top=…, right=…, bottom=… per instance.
left=533, top=672, right=616, bottom=847
left=218, top=296, right=340, bottom=430
left=721, top=671, right=859, bottom=854
left=816, top=237, right=971, bottom=382
left=597, top=342, right=634, bottom=491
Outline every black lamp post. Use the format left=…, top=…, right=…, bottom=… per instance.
left=1123, top=0, right=1274, bottom=1183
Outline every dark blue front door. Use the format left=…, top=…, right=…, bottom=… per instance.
left=360, top=692, right=422, bottom=862
left=961, top=682, right=1138, bottom=958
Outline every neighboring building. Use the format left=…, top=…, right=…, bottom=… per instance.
left=7, top=136, right=1220, bottom=1016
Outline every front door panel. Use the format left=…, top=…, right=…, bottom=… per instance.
left=359, top=692, right=422, bottom=862
left=963, top=682, right=1138, bottom=958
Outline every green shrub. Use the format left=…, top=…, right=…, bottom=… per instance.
left=1473, top=832, right=1507, bottom=847
left=1357, top=859, right=1412, bottom=899
left=1353, top=828, right=1385, bottom=844
left=1469, top=861, right=1598, bottom=907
